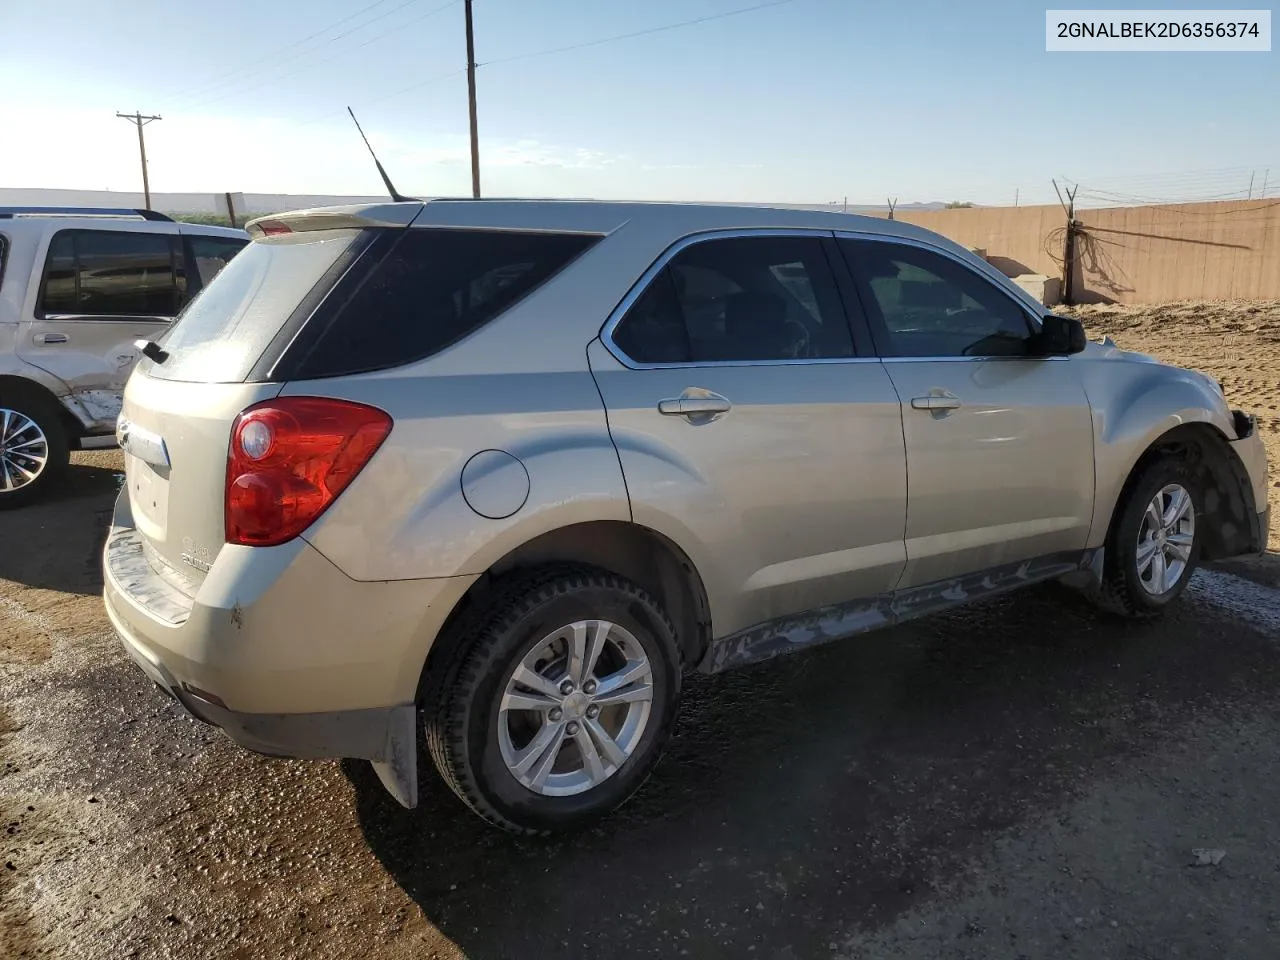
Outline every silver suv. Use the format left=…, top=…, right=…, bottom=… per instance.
left=0, top=207, right=246, bottom=505
left=102, top=200, right=1270, bottom=835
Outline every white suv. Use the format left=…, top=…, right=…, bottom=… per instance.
left=0, top=207, right=247, bottom=505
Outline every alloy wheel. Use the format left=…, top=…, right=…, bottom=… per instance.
left=1135, top=482, right=1195, bottom=595
left=498, top=619, right=654, bottom=797
left=0, top=408, right=50, bottom=493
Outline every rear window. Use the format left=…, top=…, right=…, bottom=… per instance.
left=145, top=229, right=363, bottom=383
left=277, top=227, right=600, bottom=380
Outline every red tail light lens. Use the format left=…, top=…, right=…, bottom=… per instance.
left=226, top=397, right=392, bottom=547
left=256, top=220, right=293, bottom=236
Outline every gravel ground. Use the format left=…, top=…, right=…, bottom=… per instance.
left=3, top=302, right=1280, bottom=959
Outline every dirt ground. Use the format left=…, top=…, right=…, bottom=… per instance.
left=3, top=302, right=1280, bottom=960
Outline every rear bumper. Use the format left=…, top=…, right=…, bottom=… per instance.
left=106, top=596, right=404, bottom=758
left=101, top=489, right=477, bottom=806
left=106, top=592, right=421, bottom=807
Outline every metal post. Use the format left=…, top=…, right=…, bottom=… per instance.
left=465, top=0, right=481, bottom=198
left=1062, top=185, right=1079, bottom=306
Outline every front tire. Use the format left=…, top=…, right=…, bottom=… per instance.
left=425, top=567, right=682, bottom=835
left=0, top=390, right=70, bottom=509
left=1092, top=456, right=1202, bottom=618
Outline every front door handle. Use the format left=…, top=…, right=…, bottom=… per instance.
left=657, top=390, right=732, bottom=423
left=910, top=394, right=962, bottom=411
left=33, top=333, right=68, bottom=345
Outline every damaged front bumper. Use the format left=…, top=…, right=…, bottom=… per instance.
left=1226, top=409, right=1271, bottom=558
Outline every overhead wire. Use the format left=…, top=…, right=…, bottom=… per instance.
left=479, top=0, right=801, bottom=67
left=159, top=0, right=406, bottom=104
left=178, top=0, right=461, bottom=112
left=323, top=0, right=806, bottom=123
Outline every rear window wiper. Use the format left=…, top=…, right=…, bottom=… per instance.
left=134, top=338, right=169, bottom=364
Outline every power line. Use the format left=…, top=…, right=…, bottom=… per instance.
left=301, top=0, right=806, bottom=162
left=179, top=0, right=460, bottom=112
left=160, top=0, right=402, bottom=104
left=297, top=68, right=467, bottom=126
left=479, top=0, right=801, bottom=67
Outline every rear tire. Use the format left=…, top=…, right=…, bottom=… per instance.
left=0, top=388, right=70, bottom=509
left=1090, top=456, right=1202, bottom=618
left=424, top=566, right=682, bottom=836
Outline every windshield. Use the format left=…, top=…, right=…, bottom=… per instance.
left=143, top=228, right=362, bottom=383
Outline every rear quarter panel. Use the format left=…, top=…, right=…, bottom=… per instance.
left=293, top=367, right=632, bottom=581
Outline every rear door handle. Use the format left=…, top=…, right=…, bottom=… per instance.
left=910, top=394, right=962, bottom=411
left=657, top=391, right=732, bottom=423
left=33, top=333, right=68, bottom=345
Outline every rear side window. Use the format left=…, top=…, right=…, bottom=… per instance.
left=610, top=235, right=855, bottom=364
left=145, top=229, right=365, bottom=383
left=185, top=235, right=248, bottom=290
left=283, top=228, right=599, bottom=379
left=40, top=229, right=179, bottom=317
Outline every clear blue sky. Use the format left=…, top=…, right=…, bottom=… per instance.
left=1, top=0, right=1276, bottom=205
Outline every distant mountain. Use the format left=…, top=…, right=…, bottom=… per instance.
left=0, top=187, right=952, bottom=215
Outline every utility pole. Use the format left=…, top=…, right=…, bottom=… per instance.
left=464, top=0, right=481, bottom=198
left=116, top=111, right=161, bottom=209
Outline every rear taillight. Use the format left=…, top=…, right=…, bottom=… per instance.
left=226, top=397, right=392, bottom=547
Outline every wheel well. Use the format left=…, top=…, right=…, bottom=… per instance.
left=1112, top=422, right=1259, bottom=560
left=0, top=374, right=83, bottom=440
left=420, top=521, right=713, bottom=698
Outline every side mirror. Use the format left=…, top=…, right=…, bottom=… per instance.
left=1036, top=313, right=1086, bottom=355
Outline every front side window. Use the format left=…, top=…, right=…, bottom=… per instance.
left=840, top=239, right=1033, bottom=358
left=610, top=235, right=855, bottom=364
left=39, top=229, right=179, bottom=318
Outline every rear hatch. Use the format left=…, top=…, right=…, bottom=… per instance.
left=118, top=213, right=401, bottom=596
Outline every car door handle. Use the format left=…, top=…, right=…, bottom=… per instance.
left=33, top=333, right=68, bottom=345
left=657, top=392, right=732, bottom=422
left=911, top=394, right=962, bottom=410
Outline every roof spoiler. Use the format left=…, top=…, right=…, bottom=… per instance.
left=244, top=202, right=423, bottom=238
left=0, top=206, right=174, bottom=222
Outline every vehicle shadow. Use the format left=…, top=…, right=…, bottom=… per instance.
left=0, top=460, right=121, bottom=595
left=347, top=586, right=1280, bottom=959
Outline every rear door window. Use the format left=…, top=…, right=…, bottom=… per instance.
left=609, top=235, right=856, bottom=364
left=280, top=228, right=600, bottom=379
left=39, top=229, right=179, bottom=317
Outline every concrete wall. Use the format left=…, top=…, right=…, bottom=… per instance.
left=870, top=199, right=1280, bottom=304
